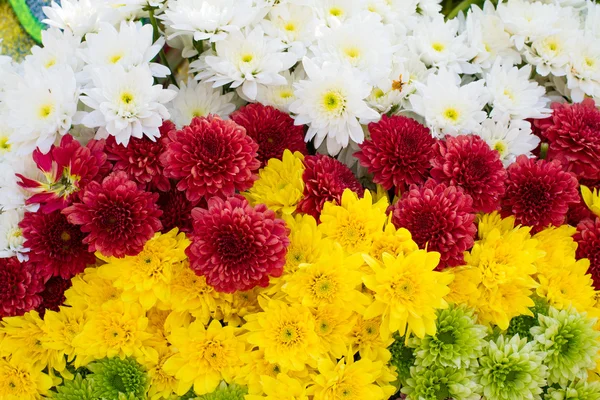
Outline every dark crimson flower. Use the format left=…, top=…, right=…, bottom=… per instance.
left=63, top=171, right=162, bottom=258
left=20, top=210, right=95, bottom=279
left=574, top=218, right=600, bottom=290
left=391, top=180, right=476, bottom=269
left=355, top=115, right=436, bottom=192
left=36, top=276, right=72, bottom=318
left=431, top=135, right=506, bottom=213
left=105, top=135, right=170, bottom=192
left=0, top=257, right=43, bottom=318
left=17, top=134, right=108, bottom=213
left=502, top=155, right=579, bottom=233
left=156, top=186, right=201, bottom=234
left=160, top=116, right=260, bottom=203
left=535, top=99, right=600, bottom=180
left=296, top=154, right=364, bottom=220
left=230, top=103, right=308, bottom=166
left=187, top=195, right=289, bottom=293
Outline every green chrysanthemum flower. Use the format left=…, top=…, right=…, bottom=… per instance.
left=409, top=304, right=487, bottom=369
left=507, top=296, right=550, bottom=341
left=545, top=380, right=600, bottom=400
left=87, top=357, right=149, bottom=400
left=476, top=334, right=547, bottom=400
left=197, top=381, right=247, bottom=400
left=50, top=374, right=96, bottom=400
left=532, top=307, right=600, bottom=385
left=388, top=333, right=416, bottom=385
left=401, top=365, right=480, bottom=400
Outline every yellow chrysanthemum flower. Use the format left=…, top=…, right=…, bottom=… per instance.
left=245, top=373, right=310, bottom=400
left=163, top=319, right=245, bottom=396
left=537, top=257, right=597, bottom=313
left=40, top=306, right=86, bottom=369
left=97, top=229, right=190, bottom=309
left=72, top=299, right=152, bottom=364
left=476, top=211, right=516, bottom=240
left=64, top=267, right=121, bottom=312
left=312, top=305, right=354, bottom=359
left=362, top=251, right=453, bottom=339
left=310, top=357, right=394, bottom=400
left=582, top=185, right=600, bottom=217
left=139, top=346, right=179, bottom=400
left=464, top=224, right=543, bottom=329
left=169, top=260, right=230, bottom=325
left=245, top=298, right=322, bottom=371
left=240, top=349, right=310, bottom=395
left=244, top=149, right=305, bottom=215
left=319, top=189, right=388, bottom=254
left=283, top=245, right=369, bottom=312
left=369, top=218, right=419, bottom=262
left=0, top=311, right=65, bottom=373
left=219, top=287, right=262, bottom=327
left=446, top=266, right=482, bottom=306
left=350, top=315, right=393, bottom=362
left=0, top=357, right=53, bottom=399
left=533, top=225, right=578, bottom=275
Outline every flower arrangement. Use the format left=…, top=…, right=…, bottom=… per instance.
left=1, top=0, right=600, bottom=399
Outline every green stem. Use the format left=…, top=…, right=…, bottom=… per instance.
left=148, top=7, right=178, bottom=87
left=446, top=0, right=477, bottom=19
left=540, top=143, right=549, bottom=160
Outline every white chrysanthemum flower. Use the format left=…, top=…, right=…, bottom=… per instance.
left=524, top=32, right=575, bottom=77
left=310, top=13, right=395, bottom=86
left=78, top=64, right=176, bottom=146
left=167, top=79, right=236, bottom=128
left=0, top=158, right=39, bottom=212
left=160, top=0, right=259, bottom=43
left=465, top=2, right=520, bottom=70
left=566, top=35, right=600, bottom=102
left=478, top=116, right=540, bottom=167
left=78, top=21, right=170, bottom=81
left=290, top=57, right=380, bottom=155
left=367, top=53, right=430, bottom=114
left=314, top=0, right=362, bottom=26
left=410, top=15, right=477, bottom=74
left=485, top=61, right=550, bottom=120
left=4, top=64, right=78, bottom=155
left=256, top=68, right=305, bottom=113
left=410, top=67, right=488, bottom=137
left=42, top=0, right=104, bottom=37
left=416, top=0, right=443, bottom=17
left=192, top=27, right=297, bottom=101
left=26, top=28, right=82, bottom=73
left=496, top=0, right=562, bottom=50
left=261, top=3, right=316, bottom=60
left=585, top=1, right=600, bottom=39
left=0, top=208, right=29, bottom=261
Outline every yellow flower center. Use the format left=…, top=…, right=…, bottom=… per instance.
left=60, top=231, right=71, bottom=242
left=120, top=92, right=134, bottom=105
left=443, top=108, right=460, bottom=122
left=344, top=47, right=361, bottom=60
left=278, top=322, right=302, bottom=346
left=503, top=88, right=515, bottom=100
left=310, top=274, right=337, bottom=300
left=329, top=7, right=343, bottom=16
left=337, top=383, right=357, bottom=398
left=0, top=136, right=11, bottom=153
left=191, top=109, right=206, bottom=118
left=109, top=53, right=123, bottom=64
left=278, top=89, right=294, bottom=99
left=322, top=90, right=346, bottom=115
left=45, top=58, right=56, bottom=68
left=284, top=22, right=296, bottom=32
left=432, top=42, right=445, bottom=52
left=241, top=54, right=254, bottom=63
left=372, top=88, right=385, bottom=99
left=494, top=141, right=507, bottom=155
left=38, top=104, right=54, bottom=119
left=203, top=341, right=228, bottom=369
left=318, top=318, right=332, bottom=335
left=585, top=57, right=595, bottom=68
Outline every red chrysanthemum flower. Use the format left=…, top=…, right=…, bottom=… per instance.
left=63, top=171, right=162, bottom=258
left=17, top=134, right=109, bottom=213
left=501, top=155, right=579, bottom=233
left=157, top=186, right=201, bottom=234
left=36, top=276, right=72, bottom=318
left=160, top=116, right=260, bottom=203
left=187, top=195, right=289, bottom=293
left=535, top=99, right=600, bottom=180
left=431, top=135, right=506, bottom=213
left=20, top=210, right=95, bottom=279
left=0, top=257, right=43, bottom=318
left=355, top=115, right=436, bottom=192
left=230, top=103, right=308, bottom=166
left=105, top=135, right=170, bottom=192
left=296, top=154, right=364, bottom=220
left=574, top=218, right=600, bottom=290
left=391, top=179, right=476, bottom=269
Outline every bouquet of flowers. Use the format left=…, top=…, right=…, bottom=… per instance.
left=1, top=0, right=600, bottom=399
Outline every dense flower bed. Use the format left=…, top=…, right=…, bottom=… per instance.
left=1, top=0, right=600, bottom=399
